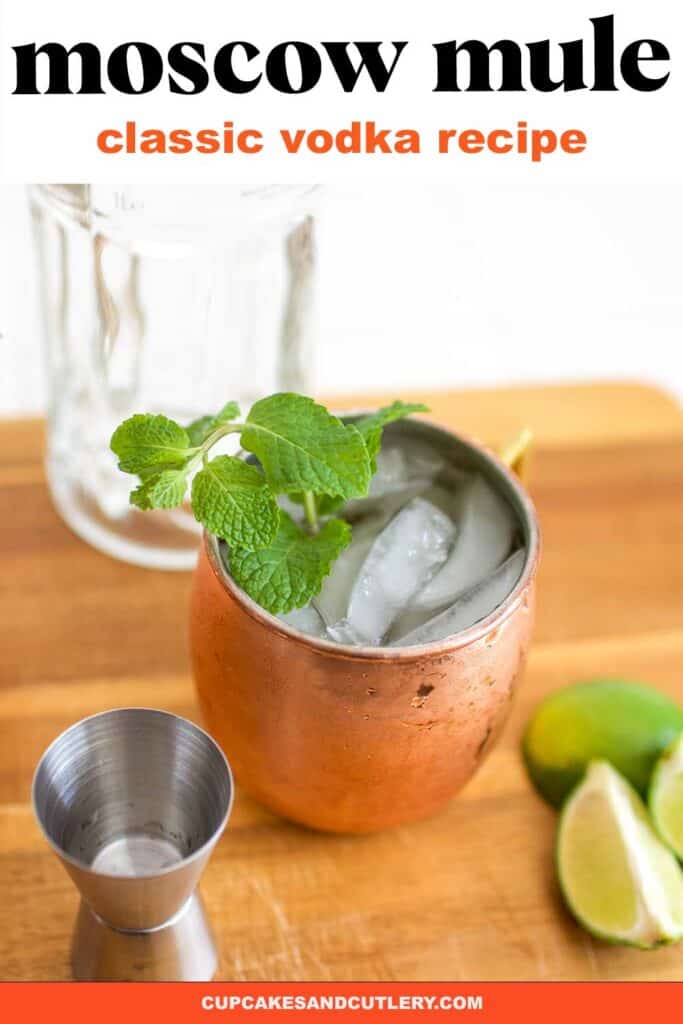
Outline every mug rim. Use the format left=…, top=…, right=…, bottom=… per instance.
left=31, top=707, right=234, bottom=880
left=204, top=416, right=541, bottom=663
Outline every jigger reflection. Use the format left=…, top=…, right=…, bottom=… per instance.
left=32, top=708, right=233, bottom=981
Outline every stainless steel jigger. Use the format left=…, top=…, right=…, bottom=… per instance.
left=32, top=708, right=233, bottom=981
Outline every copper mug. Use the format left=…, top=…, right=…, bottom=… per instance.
left=190, top=418, right=540, bottom=834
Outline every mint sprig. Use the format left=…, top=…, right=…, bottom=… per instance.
left=110, top=393, right=428, bottom=614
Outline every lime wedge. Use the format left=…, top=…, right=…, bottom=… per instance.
left=650, top=733, right=683, bottom=858
left=558, top=760, right=683, bottom=948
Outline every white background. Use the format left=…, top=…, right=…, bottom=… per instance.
left=1, top=181, right=681, bottom=418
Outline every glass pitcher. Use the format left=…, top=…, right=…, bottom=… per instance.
left=30, top=184, right=319, bottom=570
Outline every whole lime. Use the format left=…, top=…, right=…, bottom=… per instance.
left=523, top=679, right=683, bottom=808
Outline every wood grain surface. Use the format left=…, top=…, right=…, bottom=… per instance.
left=1, top=381, right=682, bottom=982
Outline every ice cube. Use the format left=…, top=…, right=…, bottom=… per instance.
left=342, top=438, right=447, bottom=523
left=390, top=548, right=526, bottom=647
left=409, top=474, right=517, bottom=613
left=314, top=514, right=386, bottom=626
left=325, top=619, right=367, bottom=646
left=342, top=497, right=456, bottom=645
left=368, top=439, right=445, bottom=497
left=343, top=483, right=430, bottom=527
left=419, top=476, right=468, bottom=521
left=277, top=604, right=329, bottom=640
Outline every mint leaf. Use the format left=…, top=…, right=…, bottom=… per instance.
left=228, top=512, right=351, bottom=614
left=355, top=401, right=429, bottom=468
left=241, top=394, right=371, bottom=500
left=111, top=414, right=194, bottom=474
left=214, top=400, right=240, bottom=424
left=130, top=468, right=189, bottom=510
left=191, top=456, right=280, bottom=550
left=186, top=401, right=241, bottom=446
left=286, top=402, right=429, bottom=512
left=186, top=415, right=216, bottom=447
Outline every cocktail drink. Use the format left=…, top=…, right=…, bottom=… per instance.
left=108, top=394, right=538, bottom=832
left=189, top=414, right=539, bottom=833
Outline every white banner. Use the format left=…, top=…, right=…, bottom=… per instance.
left=0, top=0, right=680, bottom=183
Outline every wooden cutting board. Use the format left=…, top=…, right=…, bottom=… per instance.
left=1, top=382, right=681, bottom=982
